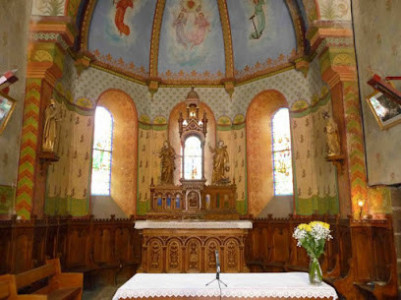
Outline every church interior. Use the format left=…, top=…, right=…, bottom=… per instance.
left=0, top=0, right=401, bottom=299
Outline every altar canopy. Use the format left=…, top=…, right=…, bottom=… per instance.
left=112, top=273, right=338, bottom=299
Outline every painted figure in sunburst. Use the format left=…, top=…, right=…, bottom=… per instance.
left=173, top=0, right=210, bottom=49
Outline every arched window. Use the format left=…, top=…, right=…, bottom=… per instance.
left=183, top=135, right=202, bottom=180
left=271, top=108, right=293, bottom=195
left=91, top=106, right=113, bottom=195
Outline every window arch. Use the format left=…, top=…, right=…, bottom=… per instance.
left=91, top=106, right=113, bottom=195
left=271, top=108, right=293, bottom=195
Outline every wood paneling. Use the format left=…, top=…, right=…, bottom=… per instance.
left=0, top=214, right=397, bottom=299
left=0, top=216, right=141, bottom=288
left=139, top=228, right=248, bottom=273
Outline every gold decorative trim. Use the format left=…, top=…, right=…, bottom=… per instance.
left=149, top=0, right=166, bottom=79
left=285, top=0, right=305, bottom=56
left=217, top=0, right=234, bottom=79
left=80, top=0, right=97, bottom=51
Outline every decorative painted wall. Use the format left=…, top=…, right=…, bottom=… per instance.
left=45, top=50, right=337, bottom=217
left=32, top=0, right=66, bottom=16
left=45, top=98, right=93, bottom=216
left=0, top=0, right=32, bottom=216
left=291, top=91, right=338, bottom=215
left=316, top=0, right=351, bottom=21
left=353, top=0, right=401, bottom=186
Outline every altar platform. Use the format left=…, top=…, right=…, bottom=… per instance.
left=112, top=272, right=338, bottom=300
left=135, top=220, right=252, bottom=273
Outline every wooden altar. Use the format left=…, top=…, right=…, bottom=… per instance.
left=135, top=221, right=252, bottom=273
left=138, top=89, right=250, bottom=274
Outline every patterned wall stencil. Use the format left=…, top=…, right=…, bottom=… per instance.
left=291, top=92, right=338, bottom=215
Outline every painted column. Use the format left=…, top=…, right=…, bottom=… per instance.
left=15, top=18, right=75, bottom=219
left=309, top=24, right=390, bottom=220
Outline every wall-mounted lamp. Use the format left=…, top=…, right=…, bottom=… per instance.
left=357, top=200, right=364, bottom=220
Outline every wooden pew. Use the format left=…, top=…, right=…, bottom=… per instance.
left=0, top=274, right=15, bottom=299
left=10, top=258, right=82, bottom=299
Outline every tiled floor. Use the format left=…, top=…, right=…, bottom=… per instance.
left=82, top=285, right=121, bottom=300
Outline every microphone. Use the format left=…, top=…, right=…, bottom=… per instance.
left=215, top=250, right=220, bottom=279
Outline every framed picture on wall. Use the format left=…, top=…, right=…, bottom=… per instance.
left=0, top=91, right=16, bottom=134
left=366, top=91, right=401, bottom=130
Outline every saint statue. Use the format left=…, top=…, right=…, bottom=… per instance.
left=160, top=140, right=176, bottom=184
left=42, top=99, right=60, bottom=153
left=325, top=118, right=341, bottom=157
left=210, top=140, right=230, bottom=184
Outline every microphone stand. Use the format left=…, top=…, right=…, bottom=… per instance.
left=206, top=250, right=227, bottom=287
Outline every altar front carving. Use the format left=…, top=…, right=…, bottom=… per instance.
left=136, top=221, right=252, bottom=273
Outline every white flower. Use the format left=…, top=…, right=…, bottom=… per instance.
left=292, top=228, right=307, bottom=247
left=311, top=223, right=332, bottom=241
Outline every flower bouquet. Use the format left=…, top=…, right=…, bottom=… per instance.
left=292, top=221, right=332, bottom=284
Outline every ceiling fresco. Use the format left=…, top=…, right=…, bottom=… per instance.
left=227, top=0, right=297, bottom=80
left=83, top=0, right=305, bottom=85
left=158, top=0, right=225, bottom=83
left=88, top=0, right=157, bottom=78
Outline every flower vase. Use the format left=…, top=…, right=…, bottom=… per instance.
left=308, top=256, right=323, bottom=284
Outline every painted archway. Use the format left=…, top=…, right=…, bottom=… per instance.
left=94, top=89, right=138, bottom=216
left=246, top=89, right=293, bottom=217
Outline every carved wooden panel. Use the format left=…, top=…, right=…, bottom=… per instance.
left=224, top=238, right=240, bottom=273
left=167, top=239, right=182, bottom=273
left=147, top=238, right=163, bottom=273
left=186, top=238, right=201, bottom=272
left=204, top=238, right=219, bottom=273
left=139, top=228, right=249, bottom=273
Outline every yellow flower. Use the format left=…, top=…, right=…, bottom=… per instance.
left=298, top=223, right=312, bottom=232
left=309, top=221, right=330, bottom=230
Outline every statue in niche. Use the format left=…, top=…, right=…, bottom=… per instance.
left=42, top=99, right=61, bottom=153
left=325, top=118, right=341, bottom=157
left=159, top=140, right=176, bottom=184
left=210, top=140, right=230, bottom=184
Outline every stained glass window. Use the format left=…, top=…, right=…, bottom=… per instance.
left=91, top=106, right=113, bottom=195
left=272, top=108, right=293, bottom=195
left=183, top=136, right=202, bottom=180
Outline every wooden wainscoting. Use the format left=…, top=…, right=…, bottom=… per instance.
left=0, top=215, right=142, bottom=289
left=245, top=214, right=398, bottom=300
left=0, top=214, right=398, bottom=299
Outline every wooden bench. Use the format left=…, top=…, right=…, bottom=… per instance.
left=0, top=274, right=14, bottom=299
left=6, top=258, right=83, bottom=300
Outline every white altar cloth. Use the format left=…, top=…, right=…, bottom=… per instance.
left=112, top=273, right=338, bottom=299
left=134, top=220, right=253, bottom=229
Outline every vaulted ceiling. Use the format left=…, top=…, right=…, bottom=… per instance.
left=76, top=0, right=308, bottom=85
